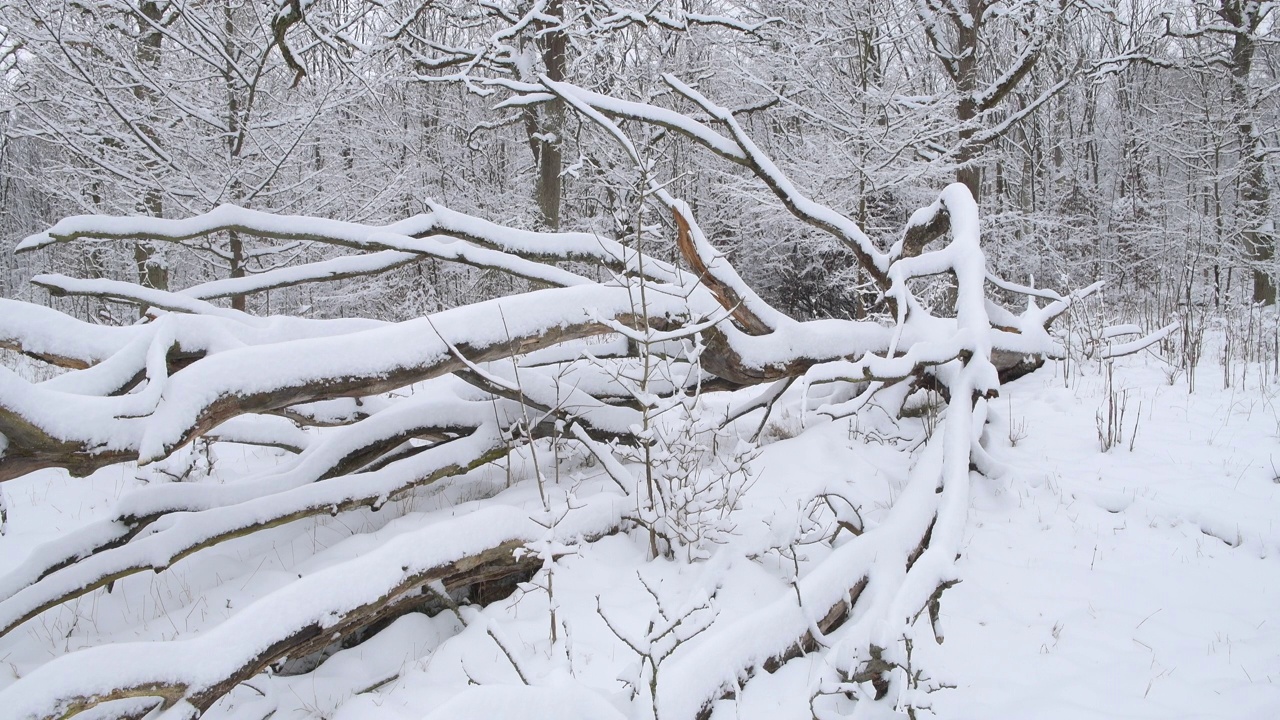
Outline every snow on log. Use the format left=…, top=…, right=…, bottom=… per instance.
left=0, top=495, right=627, bottom=719
left=0, top=299, right=142, bottom=369
left=0, top=283, right=687, bottom=483
left=0, top=425, right=513, bottom=637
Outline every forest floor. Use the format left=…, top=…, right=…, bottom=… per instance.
left=931, top=353, right=1280, bottom=719
left=0, top=342, right=1277, bottom=719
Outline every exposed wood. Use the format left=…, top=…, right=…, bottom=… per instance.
left=672, top=208, right=773, bottom=336
left=902, top=204, right=950, bottom=258
left=21, top=539, right=547, bottom=720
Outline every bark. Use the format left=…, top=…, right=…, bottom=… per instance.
left=673, top=208, right=773, bottom=335
left=225, top=0, right=249, bottom=311
left=133, top=1, right=169, bottom=302
left=18, top=539, right=548, bottom=720
left=534, top=0, right=567, bottom=229
left=1222, top=1, right=1275, bottom=304
left=954, top=0, right=984, bottom=199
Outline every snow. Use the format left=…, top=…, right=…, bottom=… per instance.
left=1, top=343, right=1278, bottom=719
left=32, top=274, right=249, bottom=320
left=929, top=358, right=1280, bottom=718
left=0, top=283, right=690, bottom=470
left=0, top=493, right=628, bottom=720
left=20, top=203, right=676, bottom=290
left=132, top=283, right=683, bottom=462
left=205, top=415, right=310, bottom=452
left=1100, top=323, right=1179, bottom=358
left=3, top=120, right=1278, bottom=720
left=498, top=78, right=747, bottom=163
left=0, top=424, right=510, bottom=636
left=0, top=299, right=142, bottom=368
left=419, top=684, right=627, bottom=720
left=180, top=250, right=420, bottom=299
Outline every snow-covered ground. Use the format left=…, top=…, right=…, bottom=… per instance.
left=0, top=347, right=1277, bottom=719
left=934, top=356, right=1280, bottom=719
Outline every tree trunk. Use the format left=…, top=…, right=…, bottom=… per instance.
left=534, top=0, right=567, bottom=229
left=133, top=1, right=168, bottom=301
left=225, top=0, right=248, bottom=311
left=1225, top=1, right=1275, bottom=304
left=954, top=0, right=983, bottom=200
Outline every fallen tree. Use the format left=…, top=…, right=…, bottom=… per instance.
left=0, top=75, right=1172, bottom=720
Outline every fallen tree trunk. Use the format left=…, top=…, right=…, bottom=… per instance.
left=0, top=71, right=1174, bottom=720
left=0, top=497, right=625, bottom=720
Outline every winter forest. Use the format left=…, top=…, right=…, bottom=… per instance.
left=0, top=0, right=1277, bottom=718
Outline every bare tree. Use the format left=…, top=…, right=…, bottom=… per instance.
left=2, top=0, right=368, bottom=311
left=1169, top=0, right=1278, bottom=304
left=382, top=0, right=774, bottom=229
left=917, top=0, right=1080, bottom=199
